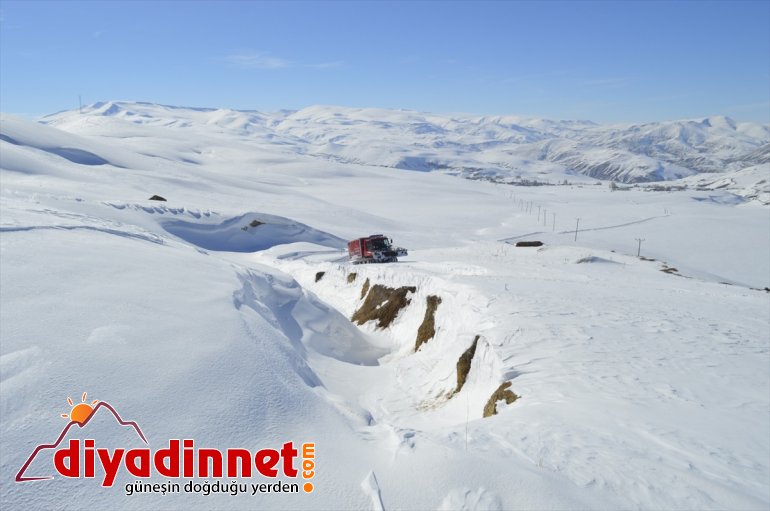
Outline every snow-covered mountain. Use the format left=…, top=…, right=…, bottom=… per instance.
left=1, top=104, right=768, bottom=510
left=42, top=101, right=770, bottom=185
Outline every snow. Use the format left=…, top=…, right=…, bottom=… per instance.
left=1, top=103, right=769, bottom=510
left=682, top=164, right=770, bottom=205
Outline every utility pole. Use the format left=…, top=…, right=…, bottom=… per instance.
left=636, top=238, right=645, bottom=257
left=552, top=213, right=556, bottom=232
left=574, top=218, right=580, bottom=241
left=543, top=209, right=547, bottom=226
left=537, top=205, right=541, bottom=222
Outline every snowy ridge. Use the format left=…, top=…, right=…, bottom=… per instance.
left=682, top=164, right=770, bottom=205
left=39, top=101, right=770, bottom=184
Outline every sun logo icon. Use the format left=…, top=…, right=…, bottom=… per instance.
left=60, top=392, right=98, bottom=425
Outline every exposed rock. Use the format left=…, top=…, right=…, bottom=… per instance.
left=414, top=295, right=442, bottom=351
left=148, top=195, right=167, bottom=201
left=347, top=272, right=357, bottom=284
left=455, top=335, right=479, bottom=393
left=352, top=284, right=416, bottom=329
left=483, top=381, right=519, bottom=418
left=360, top=277, right=370, bottom=299
left=315, top=271, right=326, bottom=282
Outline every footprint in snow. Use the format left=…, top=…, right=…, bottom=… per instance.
left=437, top=487, right=502, bottom=511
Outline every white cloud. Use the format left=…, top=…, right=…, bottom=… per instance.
left=307, top=60, right=344, bottom=69
left=581, top=77, right=629, bottom=88
left=224, top=52, right=292, bottom=70
left=223, top=52, right=346, bottom=71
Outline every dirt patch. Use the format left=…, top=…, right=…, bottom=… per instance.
left=483, top=381, right=519, bottom=418
left=515, top=241, right=543, bottom=247
left=360, top=277, right=370, bottom=299
left=242, top=219, right=265, bottom=231
left=659, top=263, right=692, bottom=279
left=347, top=272, right=357, bottom=284
left=414, top=295, right=442, bottom=351
left=455, top=335, right=479, bottom=393
left=315, top=271, right=326, bottom=282
left=352, top=284, right=416, bottom=329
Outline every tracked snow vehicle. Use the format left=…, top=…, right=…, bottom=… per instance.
left=348, top=235, right=408, bottom=264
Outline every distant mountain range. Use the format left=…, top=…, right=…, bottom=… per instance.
left=37, top=101, right=770, bottom=187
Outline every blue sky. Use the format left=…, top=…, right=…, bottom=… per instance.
left=1, top=0, right=768, bottom=123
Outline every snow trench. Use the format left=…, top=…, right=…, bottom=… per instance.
left=161, top=213, right=346, bottom=253
left=273, top=260, right=516, bottom=423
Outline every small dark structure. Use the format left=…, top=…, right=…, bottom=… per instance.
left=515, top=241, right=543, bottom=247
left=148, top=195, right=167, bottom=201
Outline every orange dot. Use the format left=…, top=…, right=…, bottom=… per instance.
left=70, top=403, right=94, bottom=424
left=303, top=482, right=314, bottom=493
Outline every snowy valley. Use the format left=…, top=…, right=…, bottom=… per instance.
left=1, top=103, right=768, bottom=510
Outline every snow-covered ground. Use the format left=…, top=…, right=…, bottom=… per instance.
left=1, top=105, right=768, bottom=510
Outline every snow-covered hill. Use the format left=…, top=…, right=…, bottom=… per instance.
left=1, top=105, right=768, bottom=510
left=42, top=101, right=769, bottom=185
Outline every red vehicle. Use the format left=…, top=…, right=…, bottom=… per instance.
left=348, top=235, right=408, bottom=264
